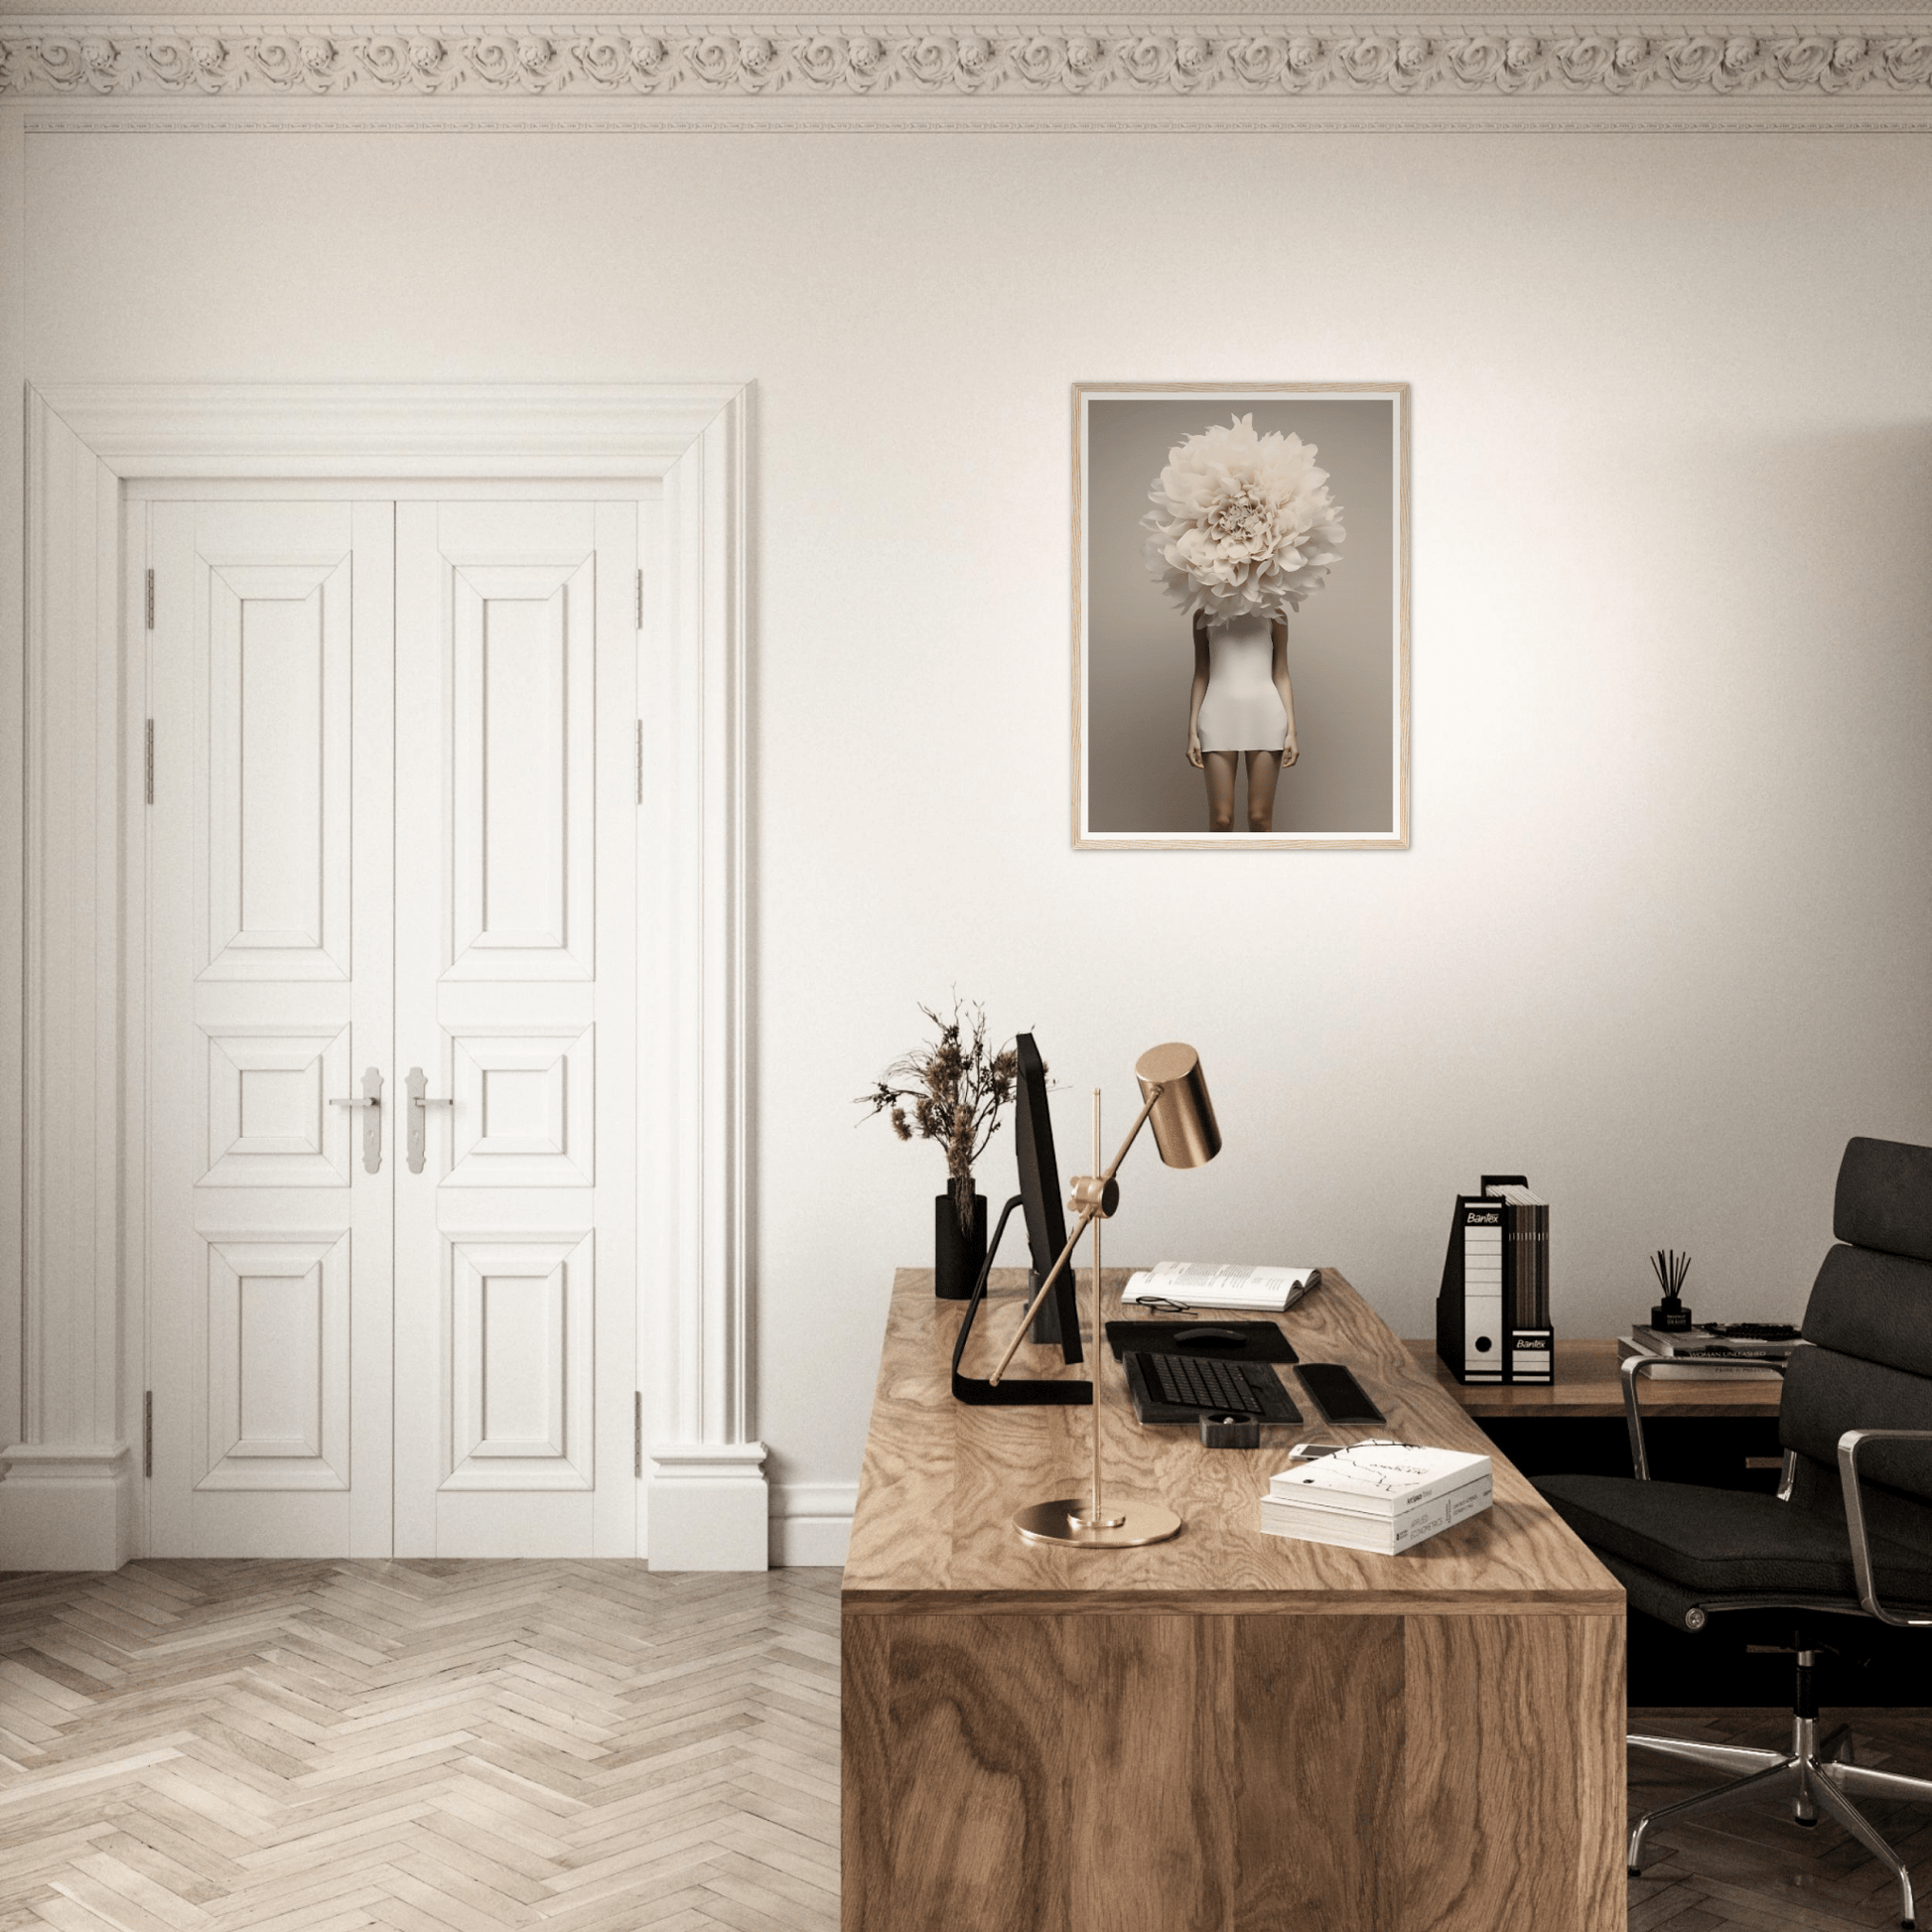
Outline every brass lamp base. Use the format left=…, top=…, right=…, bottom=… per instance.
left=1013, top=1497, right=1183, bottom=1548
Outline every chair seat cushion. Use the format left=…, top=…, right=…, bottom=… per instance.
left=1534, top=1473, right=1932, bottom=1601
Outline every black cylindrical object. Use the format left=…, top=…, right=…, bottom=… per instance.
left=933, top=1183, right=988, bottom=1300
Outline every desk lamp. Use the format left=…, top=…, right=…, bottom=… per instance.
left=987, top=1041, right=1221, bottom=1548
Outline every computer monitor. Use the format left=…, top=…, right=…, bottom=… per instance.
left=1013, top=1033, right=1083, bottom=1363
left=948, top=1031, right=1090, bottom=1406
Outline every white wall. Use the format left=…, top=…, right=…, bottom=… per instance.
left=23, top=126, right=1932, bottom=1534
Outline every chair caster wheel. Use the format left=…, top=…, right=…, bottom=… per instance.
left=1628, top=1868, right=1641, bottom=1878
left=1795, top=1816, right=1818, bottom=1828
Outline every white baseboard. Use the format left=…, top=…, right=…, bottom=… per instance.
left=769, top=1481, right=856, bottom=1568
left=646, top=1442, right=769, bottom=1571
left=0, top=1443, right=135, bottom=1571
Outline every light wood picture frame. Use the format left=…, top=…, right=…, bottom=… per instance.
left=1074, top=382, right=1410, bottom=850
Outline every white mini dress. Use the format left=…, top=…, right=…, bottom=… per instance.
left=1196, top=614, right=1287, bottom=754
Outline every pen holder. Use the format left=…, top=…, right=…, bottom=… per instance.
left=1199, top=1415, right=1261, bottom=1449
left=1651, top=1300, right=1694, bottom=1332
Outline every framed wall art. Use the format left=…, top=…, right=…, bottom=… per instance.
left=1074, top=382, right=1409, bottom=850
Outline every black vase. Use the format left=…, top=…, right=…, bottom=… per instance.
left=934, top=1181, right=988, bottom=1300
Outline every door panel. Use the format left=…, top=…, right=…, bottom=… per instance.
left=148, top=500, right=395, bottom=1557
left=393, top=501, right=636, bottom=1557
left=203, top=564, right=352, bottom=977
left=449, top=563, right=595, bottom=977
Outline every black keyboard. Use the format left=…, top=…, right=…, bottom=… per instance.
left=1126, top=1351, right=1302, bottom=1423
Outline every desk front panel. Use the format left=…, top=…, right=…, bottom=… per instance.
left=844, top=1605, right=1623, bottom=1932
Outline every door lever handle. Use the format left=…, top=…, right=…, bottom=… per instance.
left=329, top=1066, right=384, bottom=1174
left=404, top=1066, right=454, bottom=1175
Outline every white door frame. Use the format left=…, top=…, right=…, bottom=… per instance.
left=1, top=382, right=763, bottom=1570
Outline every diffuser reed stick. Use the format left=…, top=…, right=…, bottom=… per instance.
left=1650, top=1250, right=1692, bottom=1301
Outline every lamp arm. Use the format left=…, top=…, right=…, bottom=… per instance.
left=985, top=1206, right=1098, bottom=1388
left=1097, top=1086, right=1163, bottom=1187
left=986, top=1085, right=1164, bottom=1387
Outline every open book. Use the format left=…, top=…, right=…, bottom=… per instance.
left=1121, top=1261, right=1319, bottom=1313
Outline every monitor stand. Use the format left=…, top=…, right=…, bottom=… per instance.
left=950, top=1196, right=1092, bottom=1407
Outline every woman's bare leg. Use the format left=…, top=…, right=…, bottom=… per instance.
left=1245, top=751, right=1284, bottom=832
left=1203, top=752, right=1238, bottom=832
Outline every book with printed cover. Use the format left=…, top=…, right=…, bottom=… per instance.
left=1259, top=1442, right=1494, bottom=1555
left=1269, top=1442, right=1491, bottom=1514
left=1616, top=1337, right=1783, bottom=1381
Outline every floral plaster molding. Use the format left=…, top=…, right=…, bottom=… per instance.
left=3, top=15, right=1932, bottom=121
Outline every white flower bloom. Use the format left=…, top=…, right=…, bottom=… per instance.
left=1142, top=414, right=1345, bottom=623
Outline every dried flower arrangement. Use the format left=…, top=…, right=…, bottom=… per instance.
left=859, top=999, right=1021, bottom=1232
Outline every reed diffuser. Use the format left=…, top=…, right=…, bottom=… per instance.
left=1650, top=1249, right=1694, bottom=1331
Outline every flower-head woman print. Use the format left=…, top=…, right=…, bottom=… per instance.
left=1143, top=415, right=1344, bottom=833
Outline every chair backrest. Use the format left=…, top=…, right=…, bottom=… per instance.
left=1779, top=1138, right=1932, bottom=1544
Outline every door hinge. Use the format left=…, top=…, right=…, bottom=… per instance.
left=144, top=720, right=155, bottom=805
left=635, top=568, right=643, bottom=631
left=143, top=1391, right=153, bottom=1478
left=633, top=1392, right=642, bottom=1479
left=144, top=568, right=155, bottom=630
left=635, top=721, right=644, bottom=805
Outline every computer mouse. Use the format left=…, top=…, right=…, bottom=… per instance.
left=1173, top=1326, right=1247, bottom=1349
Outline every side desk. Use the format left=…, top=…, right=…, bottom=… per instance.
left=1405, top=1336, right=1783, bottom=1420
left=1405, top=1339, right=1785, bottom=1489
left=1408, top=1338, right=1824, bottom=1709
left=843, top=1268, right=1626, bottom=1932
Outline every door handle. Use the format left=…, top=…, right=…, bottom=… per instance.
left=404, top=1066, right=454, bottom=1175
left=329, top=1066, right=385, bottom=1174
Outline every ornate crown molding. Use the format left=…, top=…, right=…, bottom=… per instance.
left=3, top=16, right=1930, bottom=116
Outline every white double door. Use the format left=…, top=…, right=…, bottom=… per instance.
left=146, top=494, right=639, bottom=1557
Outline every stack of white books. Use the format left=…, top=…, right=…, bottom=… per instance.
left=1121, top=1261, right=1318, bottom=1312
left=1614, top=1328, right=1789, bottom=1381
left=1259, top=1442, right=1493, bottom=1555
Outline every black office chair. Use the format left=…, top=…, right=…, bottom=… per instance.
left=1536, top=1136, right=1932, bottom=1929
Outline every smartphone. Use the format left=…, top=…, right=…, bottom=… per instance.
left=1296, top=1363, right=1386, bottom=1426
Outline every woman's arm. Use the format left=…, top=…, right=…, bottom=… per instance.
left=1272, top=619, right=1298, bottom=766
left=1188, top=617, right=1210, bottom=767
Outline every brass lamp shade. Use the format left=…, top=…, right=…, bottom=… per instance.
left=1133, top=1042, right=1221, bottom=1170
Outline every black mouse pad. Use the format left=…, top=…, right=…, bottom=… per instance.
left=1104, top=1319, right=1298, bottom=1364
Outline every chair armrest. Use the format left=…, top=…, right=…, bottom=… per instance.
left=1837, top=1429, right=1932, bottom=1627
left=1621, top=1351, right=1788, bottom=1481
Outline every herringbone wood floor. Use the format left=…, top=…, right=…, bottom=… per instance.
left=1627, top=1705, right=1932, bottom=1932
left=2, top=1562, right=1929, bottom=1929
left=0, top=1562, right=839, bottom=1932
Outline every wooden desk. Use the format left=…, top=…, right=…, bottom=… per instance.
left=1405, top=1337, right=1783, bottom=1419
left=843, top=1269, right=1624, bottom=1932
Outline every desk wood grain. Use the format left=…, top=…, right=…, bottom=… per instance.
left=843, top=1268, right=1621, bottom=1615
left=842, top=1268, right=1625, bottom=1932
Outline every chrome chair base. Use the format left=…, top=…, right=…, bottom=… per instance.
left=1630, top=1715, right=1932, bottom=1928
